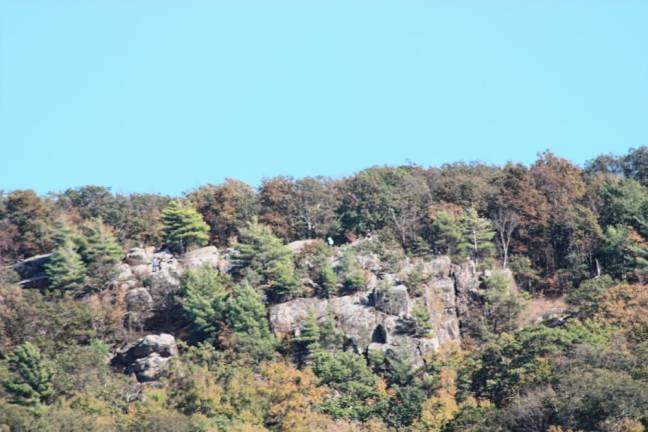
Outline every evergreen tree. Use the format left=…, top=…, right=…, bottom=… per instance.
left=224, top=281, right=277, bottom=361
left=600, top=225, right=648, bottom=282
left=161, top=200, right=209, bottom=252
left=45, top=243, right=87, bottom=292
left=459, top=208, right=496, bottom=264
left=2, top=342, right=54, bottom=406
left=178, top=265, right=230, bottom=341
left=410, top=304, right=434, bottom=338
left=430, top=208, right=495, bottom=263
left=79, top=219, right=123, bottom=291
left=294, top=312, right=321, bottom=364
left=319, top=311, right=345, bottom=351
left=232, top=220, right=299, bottom=301
left=318, top=263, right=338, bottom=298
left=50, top=221, right=80, bottom=249
left=429, top=210, right=464, bottom=256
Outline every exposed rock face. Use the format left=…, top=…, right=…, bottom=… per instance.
left=374, top=284, right=410, bottom=316
left=112, top=334, right=178, bottom=382
left=180, top=246, right=224, bottom=271
left=112, top=246, right=229, bottom=320
left=269, top=250, right=474, bottom=366
left=17, top=237, right=487, bottom=366
left=13, top=253, right=51, bottom=289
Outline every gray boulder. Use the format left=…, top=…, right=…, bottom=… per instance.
left=373, top=284, right=410, bottom=316
left=112, top=333, right=178, bottom=382
left=131, top=353, right=171, bottom=382
left=180, top=246, right=222, bottom=269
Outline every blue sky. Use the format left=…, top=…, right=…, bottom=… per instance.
left=1, top=1, right=646, bottom=196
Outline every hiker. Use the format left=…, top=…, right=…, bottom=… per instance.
left=151, top=256, right=160, bottom=272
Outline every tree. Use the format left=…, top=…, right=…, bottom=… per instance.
left=410, top=305, right=434, bottom=338
left=160, top=200, right=209, bottom=252
left=428, top=208, right=464, bottom=256
left=482, top=271, right=527, bottom=335
left=44, top=243, right=87, bottom=292
left=0, top=190, right=53, bottom=259
left=259, top=176, right=340, bottom=241
left=427, top=162, right=502, bottom=213
left=492, top=208, right=520, bottom=268
left=566, top=275, right=615, bottom=318
left=312, top=350, right=388, bottom=421
left=428, top=207, right=495, bottom=263
left=317, top=263, right=338, bottom=298
left=178, top=265, right=230, bottom=341
left=224, top=281, right=277, bottom=361
left=293, top=312, right=321, bottom=365
left=79, top=219, right=123, bottom=291
left=2, top=342, right=54, bottom=406
left=599, top=225, right=648, bottom=282
left=621, top=146, right=648, bottom=187
left=337, top=167, right=430, bottom=249
left=460, top=208, right=496, bottom=264
left=188, top=179, right=258, bottom=245
left=231, top=220, right=299, bottom=302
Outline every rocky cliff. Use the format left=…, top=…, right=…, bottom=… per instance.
left=14, top=240, right=488, bottom=377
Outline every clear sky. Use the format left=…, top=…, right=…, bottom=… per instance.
left=1, top=1, right=646, bottom=196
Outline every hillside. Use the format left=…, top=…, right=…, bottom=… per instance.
left=1, top=148, right=648, bottom=431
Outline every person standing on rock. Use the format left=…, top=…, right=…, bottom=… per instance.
left=151, top=256, right=159, bottom=272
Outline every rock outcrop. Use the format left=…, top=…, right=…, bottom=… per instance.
left=112, top=246, right=229, bottom=321
left=13, top=253, right=51, bottom=289
left=112, top=333, right=178, bottom=382
left=269, top=252, right=471, bottom=367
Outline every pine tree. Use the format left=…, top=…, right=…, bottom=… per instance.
left=45, top=243, right=87, bottom=292
left=224, top=281, right=277, bottom=361
left=161, top=200, right=209, bottom=252
left=2, top=342, right=54, bottom=406
left=429, top=211, right=464, bottom=256
left=411, top=305, right=434, bottom=338
left=318, top=263, right=338, bottom=298
left=80, top=219, right=123, bottom=291
left=232, top=220, right=299, bottom=301
left=50, top=221, right=80, bottom=249
left=319, top=312, right=345, bottom=351
left=295, top=312, right=321, bottom=358
left=179, top=265, right=230, bottom=341
left=459, top=208, right=496, bottom=264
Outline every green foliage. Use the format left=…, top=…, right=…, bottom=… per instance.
left=386, top=384, right=427, bottom=428
left=161, top=200, right=209, bottom=252
left=293, top=312, right=321, bottom=364
left=429, top=208, right=495, bottom=262
left=45, top=243, right=87, bottom=292
left=79, top=219, right=123, bottom=291
left=232, top=220, right=300, bottom=301
left=337, top=167, right=430, bottom=249
left=224, top=281, right=277, bottom=362
left=188, top=179, right=258, bottom=245
left=319, top=312, right=345, bottom=352
left=482, top=271, right=528, bottom=335
left=567, top=275, right=615, bottom=318
left=179, top=265, right=276, bottom=361
left=508, top=254, right=541, bottom=293
left=473, top=322, right=612, bottom=406
left=599, top=224, right=648, bottom=281
left=339, top=250, right=366, bottom=294
left=178, top=265, right=230, bottom=341
left=312, top=350, right=388, bottom=421
left=317, top=263, right=338, bottom=298
left=460, top=208, right=496, bottom=263
left=411, top=304, right=434, bottom=337
left=2, top=342, right=54, bottom=406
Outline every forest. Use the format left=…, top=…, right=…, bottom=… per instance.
left=0, top=147, right=647, bottom=431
